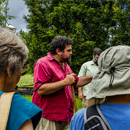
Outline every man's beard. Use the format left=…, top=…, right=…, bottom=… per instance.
left=93, top=58, right=98, bottom=66
left=61, top=54, right=72, bottom=63
left=65, top=57, right=71, bottom=63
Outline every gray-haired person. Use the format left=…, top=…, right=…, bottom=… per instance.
left=78, top=48, right=102, bottom=107
left=0, top=27, right=42, bottom=130
left=70, top=45, right=130, bottom=130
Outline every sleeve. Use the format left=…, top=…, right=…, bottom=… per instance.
left=74, top=75, right=79, bottom=87
left=33, top=62, right=52, bottom=90
left=70, top=108, right=85, bottom=130
left=7, top=94, right=42, bottom=130
left=78, top=63, right=87, bottom=77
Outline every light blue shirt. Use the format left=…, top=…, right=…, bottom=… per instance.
left=78, top=60, right=98, bottom=96
left=70, top=103, right=130, bottom=130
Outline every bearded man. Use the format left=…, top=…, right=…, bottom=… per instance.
left=32, top=36, right=93, bottom=130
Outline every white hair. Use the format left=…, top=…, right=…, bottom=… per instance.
left=0, top=27, right=28, bottom=74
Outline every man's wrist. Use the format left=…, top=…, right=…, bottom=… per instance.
left=78, top=87, right=82, bottom=92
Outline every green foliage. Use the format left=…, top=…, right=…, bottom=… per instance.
left=109, top=0, right=130, bottom=45
left=0, top=0, right=15, bottom=26
left=22, top=0, right=130, bottom=74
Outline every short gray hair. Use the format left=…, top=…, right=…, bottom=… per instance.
left=0, top=27, right=28, bottom=74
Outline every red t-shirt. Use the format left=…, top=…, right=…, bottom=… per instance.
left=32, top=53, right=79, bottom=122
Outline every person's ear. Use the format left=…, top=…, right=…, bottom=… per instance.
left=56, top=48, right=62, bottom=55
left=6, top=65, right=12, bottom=77
left=93, top=55, right=94, bottom=59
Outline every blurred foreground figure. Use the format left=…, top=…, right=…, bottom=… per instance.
left=0, top=27, right=42, bottom=130
left=70, top=45, right=130, bottom=130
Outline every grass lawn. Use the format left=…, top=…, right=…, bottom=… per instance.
left=18, top=74, right=34, bottom=86
left=20, top=74, right=82, bottom=111
left=22, top=95, right=33, bottom=102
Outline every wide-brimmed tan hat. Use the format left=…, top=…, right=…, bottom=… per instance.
left=87, top=45, right=130, bottom=101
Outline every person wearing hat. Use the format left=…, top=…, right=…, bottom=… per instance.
left=70, top=45, right=130, bottom=130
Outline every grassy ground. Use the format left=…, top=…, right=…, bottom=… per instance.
left=18, top=74, right=34, bottom=86
left=22, top=95, right=32, bottom=102
left=20, top=74, right=82, bottom=110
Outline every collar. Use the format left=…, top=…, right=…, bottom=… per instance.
left=47, top=53, right=67, bottom=66
left=47, top=53, right=55, bottom=61
left=91, top=60, right=96, bottom=65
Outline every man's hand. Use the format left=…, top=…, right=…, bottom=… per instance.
left=78, top=87, right=83, bottom=100
left=78, top=90, right=83, bottom=100
left=37, top=73, right=76, bottom=95
left=63, top=73, right=76, bottom=86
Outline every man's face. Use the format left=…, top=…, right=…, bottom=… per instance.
left=93, top=54, right=99, bottom=65
left=60, top=45, right=72, bottom=62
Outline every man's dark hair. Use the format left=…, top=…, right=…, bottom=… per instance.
left=50, top=36, right=73, bottom=54
left=93, top=48, right=102, bottom=56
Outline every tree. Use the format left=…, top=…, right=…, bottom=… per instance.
left=0, top=0, right=14, bottom=26
left=23, top=0, right=116, bottom=74
left=108, top=0, right=130, bottom=45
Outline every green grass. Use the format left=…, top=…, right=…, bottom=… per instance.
left=22, top=95, right=32, bottom=102
left=20, top=74, right=82, bottom=110
left=18, top=74, right=33, bottom=101
left=76, top=95, right=82, bottom=110
left=18, top=74, right=34, bottom=86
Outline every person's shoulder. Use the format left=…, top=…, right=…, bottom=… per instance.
left=36, top=53, right=55, bottom=65
left=0, top=91, right=3, bottom=96
left=10, top=93, right=42, bottom=130
left=12, top=93, right=42, bottom=118
left=70, top=108, right=85, bottom=130
left=36, top=55, right=48, bottom=63
left=13, top=93, right=30, bottom=105
left=76, top=108, right=85, bottom=115
left=34, top=55, right=50, bottom=68
left=86, top=60, right=93, bottom=64
left=72, top=108, right=85, bottom=120
left=13, top=93, right=41, bottom=111
left=82, top=60, right=92, bottom=66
